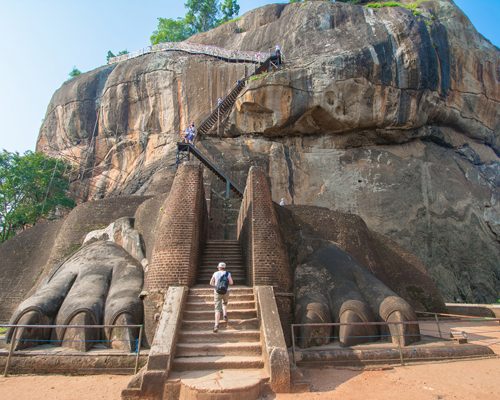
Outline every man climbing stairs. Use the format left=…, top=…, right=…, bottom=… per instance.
left=164, top=238, right=270, bottom=397
left=172, top=287, right=262, bottom=371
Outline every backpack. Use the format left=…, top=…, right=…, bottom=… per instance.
left=216, top=271, right=229, bottom=294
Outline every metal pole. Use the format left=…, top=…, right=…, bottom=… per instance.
left=434, top=314, right=443, bottom=338
left=225, top=180, right=230, bottom=199
left=134, top=325, right=143, bottom=375
left=4, top=326, right=18, bottom=377
left=396, top=331, right=405, bottom=367
left=291, top=325, right=296, bottom=367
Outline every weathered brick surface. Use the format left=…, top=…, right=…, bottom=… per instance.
left=237, top=166, right=292, bottom=343
left=146, top=163, right=207, bottom=290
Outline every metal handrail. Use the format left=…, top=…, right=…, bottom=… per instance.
left=108, top=41, right=269, bottom=65
left=290, top=316, right=500, bottom=368
left=1, top=323, right=144, bottom=377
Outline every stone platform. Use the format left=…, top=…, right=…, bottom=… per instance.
left=293, top=335, right=496, bottom=367
left=165, top=369, right=269, bottom=400
left=0, top=344, right=148, bottom=375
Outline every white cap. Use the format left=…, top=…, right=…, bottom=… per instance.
left=217, top=262, right=226, bottom=269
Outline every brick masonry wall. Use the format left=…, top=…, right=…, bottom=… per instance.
left=146, top=162, right=207, bottom=290
left=237, top=166, right=293, bottom=344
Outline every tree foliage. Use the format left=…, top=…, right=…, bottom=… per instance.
left=185, top=0, right=220, bottom=33
left=68, top=67, right=82, bottom=79
left=220, top=0, right=240, bottom=23
left=150, top=0, right=240, bottom=45
left=151, top=17, right=194, bottom=44
left=0, top=151, right=75, bottom=243
left=106, top=49, right=129, bottom=62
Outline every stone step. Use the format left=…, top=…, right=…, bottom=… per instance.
left=182, top=318, right=259, bottom=330
left=189, top=287, right=253, bottom=294
left=201, top=262, right=244, bottom=266
left=204, top=241, right=240, bottom=244
left=198, top=268, right=246, bottom=273
left=185, top=300, right=255, bottom=310
left=202, top=250, right=242, bottom=254
left=198, top=265, right=245, bottom=270
left=176, top=341, right=262, bottom=357
left=166, top=369, right=269, bottom=400
left=178, top=329, right=260, bottom=343
left=188, top=293, right=252, bottom=300
left=197, top=273, right=246, bottom=280
left=184, top=309, right=257, bottom=320
left=173, top=356, right=264, bottom=371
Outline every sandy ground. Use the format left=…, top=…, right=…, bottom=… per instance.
left=274, top=358, right=500, bottom=400
left=0, top=357, right=498, bottom=400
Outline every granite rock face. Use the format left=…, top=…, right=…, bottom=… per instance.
left=36, top=1, right=499, bottom=302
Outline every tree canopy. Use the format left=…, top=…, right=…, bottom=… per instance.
left=150, top=0, right=240, bottom=45
left=68, top=67, right=81, bottom=79
left=0, top=151, right=75, bottom=243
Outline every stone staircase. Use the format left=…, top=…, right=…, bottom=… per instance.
left=172, top=287, right=262, bottom=369
left=196, top=240, right=247, bottom=285
left=165, top=240, right=269, bottom=398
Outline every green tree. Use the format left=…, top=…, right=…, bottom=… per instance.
left=68, top=67, right=81, bottom=79
left=220, top=0, right=240, bottom=22
left=150, top=17, right=193, bottom=44
left=185, top=0, right=220, bottom=33
left=150, top=0, right=240, bottom=45
left=0, top=151, right=75, bottom=243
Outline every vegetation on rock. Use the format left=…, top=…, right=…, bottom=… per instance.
left=68, top=66, right=81, bottom=79
left=366, top=0, right=424, bottom=16
left=0, top=151, right=75, bottom=243
left=106, top=49, right=129, bottom=62
left=150, top=0, right=240, bottom=45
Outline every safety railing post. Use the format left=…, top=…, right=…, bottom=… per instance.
left=134, top=325, right=143, bottom=375
left=396, top=323, right=405, bottom=366
left=291, top=325, right=296, bottom=367
left=434, top=313, right=443, bottom=338
left=4, top=326, right=18, bottom=377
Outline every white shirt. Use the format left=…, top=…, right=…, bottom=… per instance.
left=211, top=270, right=232, bottom=290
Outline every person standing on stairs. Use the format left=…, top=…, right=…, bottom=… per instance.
left=210, top=262, right=233, bottom=333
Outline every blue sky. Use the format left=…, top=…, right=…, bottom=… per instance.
left=0, top=0, right=498, bottom=153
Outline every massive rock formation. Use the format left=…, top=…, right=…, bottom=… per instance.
left=35, top=0, right=499, bottom=305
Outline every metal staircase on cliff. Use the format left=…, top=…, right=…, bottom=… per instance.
left=175, top=56, right=275, bottom=197
left=175, top=143, right=243, bottom=198
left=197, top=57, right=273, bottom=137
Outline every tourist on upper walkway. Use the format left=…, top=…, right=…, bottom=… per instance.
left=274, top=45, right=282, bottom=66
left=210, top=262, right=233, bottom=333
left=189, top=122, right=196, bottom=144
left=183, top=125, right=192, bottom=143
left=279, top=197, right=286, bottom=206
left=217, top=97, right=223, bottom=107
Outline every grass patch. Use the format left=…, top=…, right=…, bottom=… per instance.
left=249, top=72, right=269, bottom=82
left=0, top=327, right=7, bottom=335
left=366, top=0, right=424, bottom=16
left=221, top=16, right=241, bottom=25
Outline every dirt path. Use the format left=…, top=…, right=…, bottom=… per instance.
left=0, top=374, right=130, bottom=400
left=0, top=357, right=498, bottom=400
left=275, top=357, right=500, bottom=400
